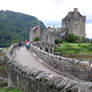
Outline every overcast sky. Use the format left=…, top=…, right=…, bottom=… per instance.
left=0, top=0, right=92, bottom=38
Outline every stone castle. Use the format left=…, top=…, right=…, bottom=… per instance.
left=30, top=8, right=86, bottom=44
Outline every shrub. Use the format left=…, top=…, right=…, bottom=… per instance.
left=81, top=45, right=87, bottom=48
left=64, top=33, right=79, bottom=43
left=80, top=37, right=86, bottom=43
left=88, top=45, right=92, bottom=51
left=90, top=40, right=92, bottom=44
left=33, top=37, right=40, bottom=41
left=55, top=39, right=60, bottom=44
left=54, top=46, right=62, bottom=54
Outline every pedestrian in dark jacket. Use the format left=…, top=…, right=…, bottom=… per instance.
left=18, top=42, right=21, bottom=47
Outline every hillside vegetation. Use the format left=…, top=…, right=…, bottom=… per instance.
left=0, top=10, right=46, bottom=47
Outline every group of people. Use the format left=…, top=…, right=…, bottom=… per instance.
left=18, top=40, right=33, bottom=50
left=25, top=40, right=33, bottom=50
left=25, top=40, right=30, bottom=49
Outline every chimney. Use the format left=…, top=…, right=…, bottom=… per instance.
left=74, top=8, right=78, bottom=16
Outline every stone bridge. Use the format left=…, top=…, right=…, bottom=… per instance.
left=5, top=42, right=92, bottom=92
left=32, top=41, right=55, bottom=54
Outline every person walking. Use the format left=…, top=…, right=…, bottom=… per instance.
left=18, top=41, right=22, bottom=50
left=25, top=40, right=28, bottom=44
left=18, top=41, right=21, bottom=47
left=25, top=40, right=30, bottom=50
left=26, top=42, right=30, bottom=50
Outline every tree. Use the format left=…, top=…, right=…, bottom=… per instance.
left=34, top=37, right=40, bottom=41
left=90, top=40, right=92, bottom=44
left=80, top=37, right=86, bottom=43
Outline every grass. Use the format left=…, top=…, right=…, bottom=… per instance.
left=0, top=48, right=8, bottom=56
left=0, top=88, right=21, bottom=92
left=54, top=43, right=92, bottom=55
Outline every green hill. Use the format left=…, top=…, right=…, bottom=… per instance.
left=0, top=10, right=46, bottom=47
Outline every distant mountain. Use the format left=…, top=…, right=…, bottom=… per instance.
left=0, top=10, right=46, bottom=47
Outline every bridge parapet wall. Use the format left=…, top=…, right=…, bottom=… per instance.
left=5, top=43, right=92, bottom=92
left=32, top=41, right=56, bottom=53
left=31, top=42, right=92, bottom=82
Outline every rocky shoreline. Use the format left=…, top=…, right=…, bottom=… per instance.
left=62, top=54, right=92, bottom=61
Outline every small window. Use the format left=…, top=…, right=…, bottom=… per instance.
left=50, top=48, right=52, bottom=53
left=45, top=47, right=49, bottom=52
left=76, top=24, right=77, bottom=29
left=67, top=90, right=71, bottom=92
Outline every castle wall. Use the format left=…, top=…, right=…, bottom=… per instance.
left=70, top=18, right=86, bottom=37
left=30, top=25, right=41, bottom=41
left=47, top=31, right=57, bottom=44
left=41, top=30, right=48, bottom=42
left=79, top=21, right=86, bottom=37
left=30, top=27, right=62, bottom=44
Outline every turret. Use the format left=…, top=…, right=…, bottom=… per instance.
left=74, top=8, right=78, bottom=16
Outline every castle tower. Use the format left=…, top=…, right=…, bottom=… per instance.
left=74, top=8, right=78, bottom=16
left=62, top=8, right=86, bottom=37
left=29, top=25, right=41, bottom=41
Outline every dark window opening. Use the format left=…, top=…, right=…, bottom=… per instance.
left=76, top=24, right=77, bottom=29
left=50, top=48, right=52, bottom=53
left=67, top=90, right=71, bottom=92
left=43, top=44, right=44, bottom=47
left=45, top=47, right=49, bottom=52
